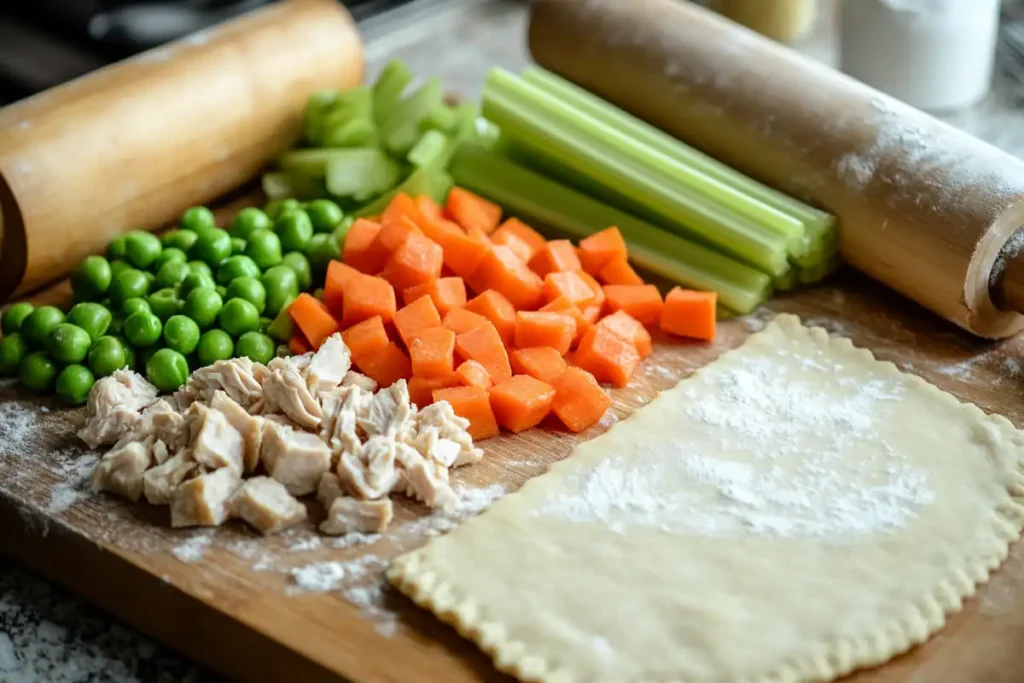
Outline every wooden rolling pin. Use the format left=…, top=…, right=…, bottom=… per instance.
left=0, top=0, right=363, bottom=300
left=530, top=0, right=1024, bottom=340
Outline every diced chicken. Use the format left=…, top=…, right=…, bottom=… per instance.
left=170, top=467, right=240, bottom=528
left=359, top=379, right=414, bottom=441
left=230, top=477, right=307, bottom=535
left=269, top=353, right=311, bottom=374
left=304, top=333, right=351, bottom=393
left=320, top=384, right=373, bottom=464
left=210, top=391, right=264, bottom=474
left=394, top=442, right=458, bottom=510
left=409, top=425, right=462, bottom=469
left=260, top=420, right=330, bottom=496
left=415, top=400, right=483, bottom=467
left=317, top=472, right=346, bottom=510
left=337, top=435, right=400, bottom=500
left=174, top=358, right=265, bottom=412
left=90, top=439, right=154, bottom=501
left=138, top=400, right=190, bottom=453
left=78, top=370, right=159, bottom=449
left=319, top=497, right=393, bottom=535
left=341, top=370, right=377, bottom=393
left=262, top=363, right=322, bottom=431
left=142, top=451, right=198, bottom=505
left=189, top=403, right=244, bottom=474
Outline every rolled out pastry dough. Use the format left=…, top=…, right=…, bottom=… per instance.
left=388, top=315, right=1024, bottom=682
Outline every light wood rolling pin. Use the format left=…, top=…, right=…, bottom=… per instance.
left=530, top=0, right=1024, bottom=340
left=0, top=0, right=363, bottom=301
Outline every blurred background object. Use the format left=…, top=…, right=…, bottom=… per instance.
left=708, top=0, right=817, bottom=43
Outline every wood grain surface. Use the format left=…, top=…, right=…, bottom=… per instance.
left=3, top=260, right=1024, bottom=682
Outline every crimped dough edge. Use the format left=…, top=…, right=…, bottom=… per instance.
left=387, top=313, right=1024, bottom=683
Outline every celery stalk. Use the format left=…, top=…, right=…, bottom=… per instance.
left=324, top=149, right=402, bottom=202
left=261, top=172, right=326, bottom=201
left=356, top=167, right=452, bottom=218
left=408, top=130, right=451, bottom=168
left=449, top=144, right=771, bottom=314
left=372, top=61, right=413, bottom=127
left=380, top=78, right=444, bottom=156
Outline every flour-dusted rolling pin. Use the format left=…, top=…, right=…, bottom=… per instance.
left=529, top=0, right=1024, bottom=339
left=0, top=0, right=363, bottom=300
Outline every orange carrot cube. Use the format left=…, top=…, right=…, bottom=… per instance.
left=446, top=187, right=502, bottom=235
left=433, top=386, right=500, bottom=440
left=322, top=260, right=362, bottom=318
left=514, top=312, right=577, bottom=356
left=603, top=284, right=663, bottom=325
left=493, top=217, right=546, bottom=256
left=409, top=374, right=459, bottom=408
left=529, top=240, right=581, bottom=278
left=598, top=257, right=644, bottom=286
left=342, top=218, right=389, bottom=274
left=489, top=375, right=556, bottom=433
left=542, top=270, right=595, bottom=308
left=442, top=308, right=491, bottom=336
left=574, top=325, right=640, bottom=388
left=660, top=287, right=717, bottom=341
left=382, top=232, right=443, bottom=292
left=490, top=228, right=535, bottom=263
left=455, top=322, right=512, bottom=385
left=410, top=326, right=456, bottom=378
left=375, top=214, right=422, bottom=253
left=288, top=293, right=339, bottom=350
left=576, top=270, right=606, bottom=309
left=393, top=295, right=442, bottom=348
left=358, top=342, right=412, bottom=388
left=341, top=274, right=397, bottom=326
left=551, top=366, right=611, bottom=433
left=455, top=359, right=491, bottom=390
left=402, top=277, right=467, bottom=316
left=288, top=334, right=312, bottom=356
left=468, top=246, right=544, bottom=310
left=510, top=346, right=568, bottom=383
left=341, top=316, right=389, bottom=359
left=598, top=310, right=653, bottom=358
left=540, top=296, right=591, bottom=345
left=464, top=290, right=517, bottom=346
left=579, top=227, right=627, bottom=275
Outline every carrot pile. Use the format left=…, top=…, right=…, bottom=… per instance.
left=288, top=188, right=716, bottom=438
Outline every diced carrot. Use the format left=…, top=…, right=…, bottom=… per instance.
left=442, top=308, right=491, bottom=336
left=403, top=276, right=467, bottom=316
left=437, top=225, right=492, bottom=280
left=574, top=325, right=640, bottom=388
left=376, top=215, right=423, bottom=255
left=341, top=316, right=389, bottom=359
left=359, top=342, right=412, bottom=388
left=540, top=296, right=591, bottom=345
left=598, top=310, right=653, bottom=359
left=468, top=246, right=544, bottom=310
left=493, top=218, right=546, bottom=256
left=393, top=295, right=442, bottom=348
left=464, top=290, right=517, bottom=346
left=409, top=374, right=459, bottom=408
left=603, top=284, right=663, bottom=325
left=342, top=218, right=389, bottom=274
left=433, top=386, right=499, bottom=440
left=510, top=346, right=567, bottom=383
left=489, top=375, right=556, bottom=433
left=550, top=366, right=611, bottom=433
left=660, top=287, right=717, bottom=341
left=445, top=187, right=502, bottom=235
left=598, top=257, right=644, bottom=286
left=288, top=293, right=339, bottom=350
left=288, top=334, right=312, bottom=356
left=341, top=274, right=397, bottom=326
left=582, top=304, right=603, bottom=324
left=454, top=359, right=491, bottom=390
left=382, top=231, right=443, bottom=292
left=420, top=216, right=465, bottom=245
left=490, top=228, right=534, bottom=263
left=322, top=260, right=362, bottom=318
left=381, top=192, right=426, bottom=229
left=542, top=270, right=595, bottom=308
left=576, top=270, right=606, bottom=309
left=529, top=240, right=581, bottom=278
left=454, top=322, right=512, bottom=385
left=514, top=312, right=576, bottom=356
left=415, top=195, right=443, bottom=223
left=410, top=326, right=456, bottom=378
left=578, top=227, right=627, bottom=275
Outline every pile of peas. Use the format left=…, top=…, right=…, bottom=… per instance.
left=0, top=199, right=346, bottom=405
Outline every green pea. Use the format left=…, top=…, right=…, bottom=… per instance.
left=56, top=364, right=95, bottom=406
left=108, top=314, right=125, bottom=337
left=146, top=348, right=189, bottom=392
left=275, top=210, right=314, bottom=252
left=216, top=255, right=261, bottom=285
left=305, top=233, right=340, bottom=276
left=71, top=255, right=113, bottom=300
left=148, top=288, right=182, bottom=320
left=182, top=287, right=223, bottom=329
left=245, top=229, right=283, bottom=270
left=0, top=334, right=27, bottom=376
left=46, top=323, right=91, bottom=364
left=20, top=352, right=58, bottom=393
left=219, top=298, right=260, bottom=337
left=2, top=302, right=35, bottom=335
left=265, top=198, right=300, bottom=222
left=192, top=229, right=232, bottom=266
left=197, top=329, right=234, bottom=366
left=216, top=285, right=227, bottom=298
left=236, top=331, right=275, bottom=364
left=154, top=260, right=189, bottom=290
left=21, top=306, right=66, bottom=347
left=109, top=260, right=131, bottom=280
left=124, top=311, right=162, bottom=348
left=122, top=297, right=151, bottom=317
left=140, top=270, right=155, bottom=291
left=331, top=216, right=355, bottom=246
left=280, top=252, right=313, bottom=292
left=161, top=229, right=199, bottom=252
left=229, top=207, right=274, bottom=241
left=225, top=277, right=266, bottom=314
left=180, top=206, right=216, bottom=235
left=66, top=303, right=112, bottom=342
left=109, top=269, right=150, bottom=305
left=106, top=235, right=128, bottom=261
left=152, top=247, right=188, bottom=271
left=180, top=272, right=216, bottom=297
left=230, top=237, right=246, bottom=255
left=124, top=231, right=163, bottom=269
left=188, top=260, right=213, bottom=278
left=261, top=265, right=299, bottom=317
left=122, top=342, right=137, bottom=371
left=87, top=336, right=128, bottom=378
left=306, top=199, right=344, bottom=233
left=163, top=315, right=201, bottom=355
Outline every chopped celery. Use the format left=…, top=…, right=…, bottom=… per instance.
left=408, top=130, right=451, bottom=168
left=262, top=172, right=326, bottom=201
left=773, top=267, right=798, bottom=292
left=483, top=69, right=790, bottom=277
left=449, top=144, right=771, bottom=314
left=321, top=116, right=377, bottom=148
left=356, top=167, right=453, bottom=218
left=265, top=302, right=296, bottom=343
left=277, top=148, right=365, bottom=177
left=380, top=78, right=444, bottom=156
left=423, top=104, right=460, bottom=134
left=324, top=149, right=402, bottom=202
left=372, top=61, right=413, bottom=127
left=303, top=90, right=340, bottom=145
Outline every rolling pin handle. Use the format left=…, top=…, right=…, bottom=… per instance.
left=993, top=229, right=1024, bottom=316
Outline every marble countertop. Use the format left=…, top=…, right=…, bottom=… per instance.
left=4, top=0, right=1024, bottom=680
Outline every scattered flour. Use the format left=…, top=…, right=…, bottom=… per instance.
left=803, top=317, right=854, bottom=338
left=332, top=532, right=381, bottom=549
left=400, top=484, right=505, bottom=536
left=290, top=562, right=346, bottom=593
left=171, top=532, right=213, bottom=563
left=597, top=411, right=619, bottom=428
left=288, top=537, right=322, bottom=553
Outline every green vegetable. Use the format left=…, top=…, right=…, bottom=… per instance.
left=408, top=129, right=451, bottom=169
left=87, top=336, right=128, bottom=377
left=181, top=271, right=216, bottom=297
left=20, top=352, right=58, bottom=393
left=305, top=233, right=341, bottom=277
left=197, top=329, right=234, bottom=366
left=187, top=260, right=214, bottom=278
left=163, top=315, right=201, bottom=355
left=245, top=229, right=283, bottom=269
left=0, top=334, right=28, bottom=376
left=191, top=228, right=232, bottom=266
left=109, top=269, right=150, bottom=305
left=281, top=252, right=312, bottom=292
left=381, top=78, right=443, bottom=156
left=331, top=216, right=355, bottom=247
left=355, top=166, right=452, bottom=218
left=225, top=277, right=267, bottom=314
left=219, top=298, right=260, bottom=337
left=182, top=287, right=223, bottom=329
left=122, top=297, right=151, bottom=317
left=152, top=247, right=188, bottom=271
left=265, top=198, right=300, bottom=222
left=180, top=206, right=217, bottom=235
left=21, top=306, right=66, bottom=347
left=261, top=172, right=327, bottom=201
left=275, top=210, right=314, bottom=252
left=124, top=231, right=163, bottom=270
left=106, top=235, right=128, bottom=261
left=372, top=60, right=413, bottom=128
left=236, top=331, right=275, bottom=364
left=265, top=305, right=296, bottom=343
left=47, top=323, right=91, bottom=364
left=108, top=314, right=125, bottom=337
left=122, top=342, right=138, bottom=371
left=215, top=285, right=227, bottom=299
left=148, top=288, right=181, bottom=320
left=124, top=311, right=163, bottom=348
left=229, top=207, right=273, bottom=241
left=216, top=255, right=262, bottom=285
left=108, top=260, right=131, bottom=280
left=71, top=255, right=113, bottom=300
left=66, top=303, right=112, bottom=342
left=323, top=148, right=402, bottom=202
left=303, top=90, right=341, bottom=145
left=154, top=260, right=190, bottom=289
left=146, top=348, right=189, bottom=392
left=230, top=237, right=246, bottom=255
left=261, top=265, right=299, bottom=317
left=2, top=302, right=35, bottom=335
left=56, top=364, right=95, bottom=406
left=320, top=87, right=376, bottom=147
left=161, top=229, right=199, bottom=252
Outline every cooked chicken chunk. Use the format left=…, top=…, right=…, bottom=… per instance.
left=317, top=472, right=346, bottom=510
left=210, top=391, right=264, bottom=474
left=341, top=370, right=377, bottom=393
left=230, top=477, right=307, bottom=535
left=304, top=333, right=351, bottom=393
left=359, top=379, right=414, bottom=441
left=320, top=384, right=373, bottom=464
left=260, top=420, right=330, bottom=496
left=90, top=439, right=154, bottom=501
left=415, top=400, right=483, bottom=467
left=174, top=357, right=265, bottom=411
left=394, top=442, right=458, bottom=510
left=337, top=435, right=400, bottom=500
left=262, top=362, right=322, bottom=430
left=189, top=403, right=244, bottom=474
left=409, top=425, right=462, bottom=469
left=136, top=399, right=190, bottom=453
left=142, top=451, right=197, bottom=505
left=319, top=497, right=393, bottom=535
left=78, top=370, right=158, bottom=449
left=170, top=467, right=240, bottom=528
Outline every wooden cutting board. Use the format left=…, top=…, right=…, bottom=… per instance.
left=3, top=238, right=1024, bottom=682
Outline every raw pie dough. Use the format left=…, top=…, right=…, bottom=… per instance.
left=388, top=315, right=1024, bottom=682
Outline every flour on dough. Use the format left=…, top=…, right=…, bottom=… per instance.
left=388, top=314, right=1024, bottom=683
